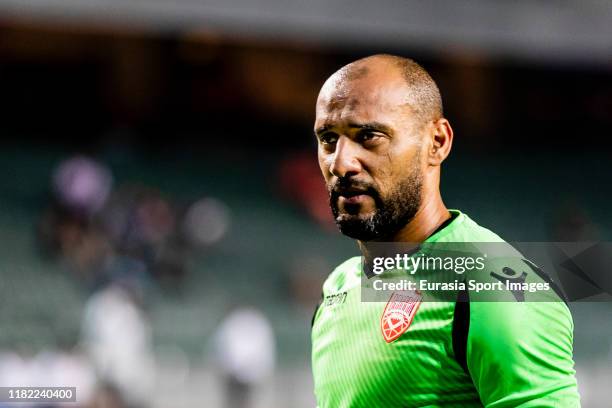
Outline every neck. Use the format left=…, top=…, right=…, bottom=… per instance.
left=358, top=191, right=450, bottom=258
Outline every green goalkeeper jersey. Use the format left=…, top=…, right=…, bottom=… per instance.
left=311, top=210, right=580, bottom=407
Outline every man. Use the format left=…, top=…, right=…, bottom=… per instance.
left=311, top=54, right=580, bottom=407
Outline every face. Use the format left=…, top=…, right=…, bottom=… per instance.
left=315, top=65, right=425, bottom=241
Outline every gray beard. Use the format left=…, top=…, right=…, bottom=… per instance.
left=331, top=169, right=423, bottom=241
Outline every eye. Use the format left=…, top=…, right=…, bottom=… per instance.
left=319, top=132, right=339, bottom=145
left=357, top=130, right=383, bottom=145
left=360, top=131, right=376, bottom=140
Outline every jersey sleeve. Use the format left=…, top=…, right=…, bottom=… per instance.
left=466, top=258, right=580, bottom=407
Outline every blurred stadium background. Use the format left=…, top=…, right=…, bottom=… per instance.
left=0, top=0, right=611, bottom=407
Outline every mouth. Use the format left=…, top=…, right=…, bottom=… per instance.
left=339, top=193, right=370, bottom=205
left=335, top=188, right=373, bottom=206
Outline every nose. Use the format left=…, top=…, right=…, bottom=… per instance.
left=329, top=136, right=362, bottom=178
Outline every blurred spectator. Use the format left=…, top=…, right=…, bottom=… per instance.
left=39, top=168, right=190, bottom=290
left=38, top=203, right=113, bottom=284
left=52, top=156, right=113, bottom=218
left=80, top=278, right=155, bottom=408
left=100, top=185, right=185, bottom=288
left=38, top=156, right=115, bottom=285
left=182, top=197, right=231, bottom=248
left=213, top=307, right=275, bottom=408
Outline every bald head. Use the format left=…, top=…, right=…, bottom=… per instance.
left=318, top=54, right=443, bottom=127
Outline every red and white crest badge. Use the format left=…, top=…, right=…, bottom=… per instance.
left=380, top=291, right=422, bottom=343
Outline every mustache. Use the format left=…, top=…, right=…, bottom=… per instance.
left=329, top=177, right=380, bottom=200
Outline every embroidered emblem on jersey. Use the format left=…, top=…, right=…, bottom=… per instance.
left=381, top=291, right=422, bottom=343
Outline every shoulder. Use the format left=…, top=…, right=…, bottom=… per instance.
left=461, top=232, right=578, bottom=404
left=446, top=211, right=567, bottom=302
left=463, top=238, right=568, bottom=304
left=430, top=210, right=506, bottom=244
left=455, top=212, right=507, bottom=243
left=465, top=250, right=574, bottom=350
left=321, top=256, right=362, bottom=295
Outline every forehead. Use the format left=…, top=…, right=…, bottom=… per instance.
left=315, top=69, right=412, bottom=129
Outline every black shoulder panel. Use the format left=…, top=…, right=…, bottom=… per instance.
left=452, top=285, right=470, bottom=375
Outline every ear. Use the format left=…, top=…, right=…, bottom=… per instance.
left=427, top=118, right=453, bottom=166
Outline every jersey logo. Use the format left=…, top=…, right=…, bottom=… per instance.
left=323, top=291, right=347, bottom=307
left=381, top=291, right=422, bottom=343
